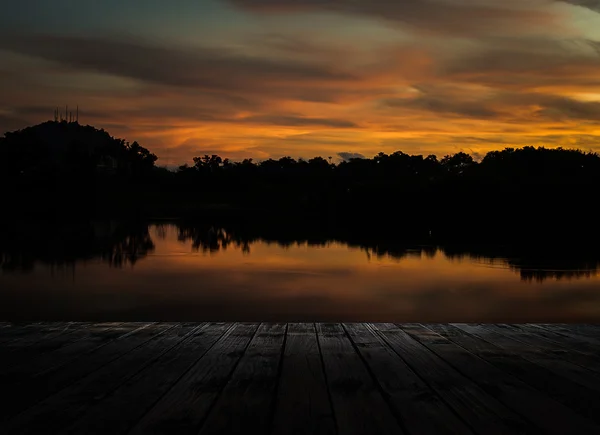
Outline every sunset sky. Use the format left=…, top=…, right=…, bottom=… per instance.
left=2, top=0, right=600, bottom=166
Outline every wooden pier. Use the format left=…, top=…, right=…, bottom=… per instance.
left=1, top=323, right=600, bottom=434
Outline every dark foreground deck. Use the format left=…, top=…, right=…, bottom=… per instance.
left=1, top=323, right=600, bottom=435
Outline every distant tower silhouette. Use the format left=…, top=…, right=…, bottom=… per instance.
left=53, top=105, right=79, bottom=123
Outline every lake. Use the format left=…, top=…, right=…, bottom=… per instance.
left=1, top=221, right=599, bottom=322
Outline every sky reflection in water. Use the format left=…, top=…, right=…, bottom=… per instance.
left=1, top=223, right=599, bottom=322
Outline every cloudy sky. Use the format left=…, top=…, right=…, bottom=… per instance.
left=2, top=0, right=600, bottom=165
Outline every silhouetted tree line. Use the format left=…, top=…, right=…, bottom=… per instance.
left=171, top=147, right=600, bottom=242
left=2, top=121, right=600, bottom=242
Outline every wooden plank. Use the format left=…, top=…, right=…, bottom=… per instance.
left=428, top=324, right=600, bottom=425
left=0, top=323, right=144, bottom=382
left=62, top=323, right=232, bottom=435
left=343, top=323, right=473, bottom=435
left=128, top=323, right=259, bottom=435
left=0, top=323, right=123, bottom=374
left=453, top=324, right=600, bottom=393
left=524, top=324, right=600, bottom=347
left=0, top=323, right=63, bottom=344
left=270, top=323, right=336, bottom=435
left=0, top=323, right=82, bottom=352
left=197, top=323, right=287, bottom=435
left=506, top=324, right=600, bottom=373
left=2, top=324, right=196, bottom=435
left=316, top=323, right=404, bottom=435
left=401, top=324, right=600, bottom=435
left=371, top=323, right=532, bottom=435
left=536, top=324, right=600, bottom=341
left=0, top=323, right=166, bottom=424
left=1, top=323, right=118, bottom=353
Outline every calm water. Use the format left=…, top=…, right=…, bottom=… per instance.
left=1, top=221, right=599, bottom=322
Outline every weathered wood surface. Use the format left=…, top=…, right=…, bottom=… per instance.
left=0, top=323, right=598, bottom=435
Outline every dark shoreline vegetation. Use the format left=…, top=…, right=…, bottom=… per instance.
left=1, top=120, right=600, bottom=246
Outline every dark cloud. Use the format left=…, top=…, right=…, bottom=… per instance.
left=251, top=33, right=346, bottom=58
left=240, top=115, right=358, bottom=128
left=383, top=86, right=600, bottom=123
left=10, top=102, right=233, bottom=125
left=338, top=152, right=366, bottom=161
left=0, top=33, right=356, bottom=92
left=534, top=96, right=600, bottom=121
left=442, top=39, right=600, bottom=90
left=562, top=0, right=600, bottom=12
left=228, top=0, right=556, bottom=37
left=385, top=96, right=501, bottom=119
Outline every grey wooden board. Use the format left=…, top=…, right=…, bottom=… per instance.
left=127, top=323, right=259, bottom=435
left=452, top=324, right=600, bottom=393
left=525, top=324, right=600, bottom=346
left=197, top=323, right=287, bottom=435
left=0, top=323, right=126, bottom=378
left=0, top=323, right=82, bottom=351
left=371, top=323, right=532, bottom=435
left=505, top=324, right=600, bottom=373
left=343, top=323, right=474, bottom=435
left=399, top=324, right=600, bottom=435
left=2, top=324, right=197, bottom=435
left=427, top=323, right=600, bottom=425
left=271, top=323, right=336, bottom=435
left=536, top=324, right=600, bottom=341
left=0, top=323, right=165, bottom=423
left=0, top=322, right=150, bottom=385
left=496, top=324, right=600, bottom=369
left=0, top=323, right=68, bottom=344
left=3, top=323, right=152, bottom=385
left=62, top=323, right=232, bottom=435
left=316, top=323, right=404, bottom=435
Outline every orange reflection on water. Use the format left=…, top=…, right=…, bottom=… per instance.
left=1, top=224, right=599, bottom=322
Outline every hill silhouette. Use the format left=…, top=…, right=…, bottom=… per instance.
left=0, top=120, right=160, bottom=217
left=1, top=120, right=600, bottom=245
left=0, top=120, right=157, bottom=180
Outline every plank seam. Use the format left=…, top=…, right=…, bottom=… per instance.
left=341, top=323, right=410, bottom=435
left=194, top=323, right=261, bottom=435
left=268, top=323, right=289, bottom=435
left=0, top=322, right=80, bottom=347
left=315, top=323, right=340, bottom=435
left=368, top=323, right=482, bottom=435
left=32, top=323, right=158, bottom=380
left=6, top=324, right=188, bottom=427
left=65, top=322, right=225, bottom=434
left=124, top=322, right=234, bottom=435
left=410, top=324, right=590, bottom=435
left=0, top=322, right=126, bottom=374
left=481, top=324, right=600, bottom=376
left=2, top=322, right=167, bottom=424
left=426, top=323, right=600, bottom=427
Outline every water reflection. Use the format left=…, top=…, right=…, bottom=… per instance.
left=0, top=221, right=155, bottom=272
left=1, top=220, right=599, bottom=282
left=174, top=222, right=599, bottom=282
left=1, top=220, right=599, bottom=322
